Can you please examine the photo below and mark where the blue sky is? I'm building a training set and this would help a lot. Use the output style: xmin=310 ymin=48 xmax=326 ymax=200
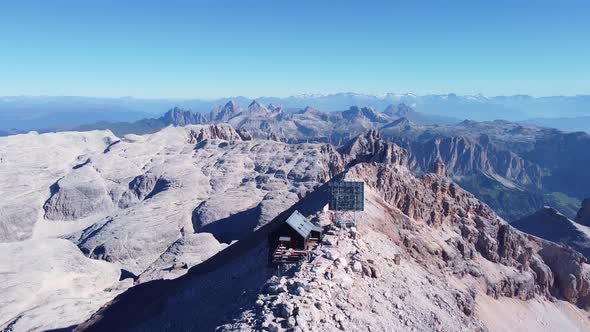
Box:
xmin=0 ymin=0 xmax=589 ymax=98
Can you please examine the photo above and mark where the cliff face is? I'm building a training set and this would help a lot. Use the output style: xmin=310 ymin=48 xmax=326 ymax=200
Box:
xmin=162 ymin=107 xmax=206 ymax=126
xmin=206 ymin=100 xmax=242 ymax=123
xmin=187 ymin=124 xmax=246 ymax=144
xmin=398 ymin=135 xmax=544 ymax=187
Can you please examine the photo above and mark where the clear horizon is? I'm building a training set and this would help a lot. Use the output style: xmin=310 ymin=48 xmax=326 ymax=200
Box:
xmin=2 ymin=91 xmax=590 ymax=101
xmin=1 ymin=0 xmax=589 ymax=98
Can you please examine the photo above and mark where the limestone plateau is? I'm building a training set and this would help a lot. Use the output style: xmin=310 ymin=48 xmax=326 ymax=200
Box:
xmin=0 ymin=120 xmax=589 ymax=331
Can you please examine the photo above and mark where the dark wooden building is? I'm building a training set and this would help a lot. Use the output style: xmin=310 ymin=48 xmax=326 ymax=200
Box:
xmin=269 ymin=210 xmax=323 ymax=263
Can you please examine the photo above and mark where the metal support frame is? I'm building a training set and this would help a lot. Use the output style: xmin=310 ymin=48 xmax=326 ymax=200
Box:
xmin=334 ymin=210 xmax=358 ymax=228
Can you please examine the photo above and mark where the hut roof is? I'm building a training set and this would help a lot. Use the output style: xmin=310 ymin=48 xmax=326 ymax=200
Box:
xmin=285 ymin=210 xmax=322 ymax=238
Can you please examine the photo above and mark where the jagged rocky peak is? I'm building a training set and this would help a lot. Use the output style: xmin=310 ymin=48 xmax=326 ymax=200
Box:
xmin=224 ymin=99 xmax=239 ymax=110
xmin=301 ymin=106 xmax=319 ymax=114
xmin=187 ymin=124 xmax=243 ymax=144
xmin=267 ymin=103 xmax=283 ymax=113
xmin=383 ymin=102 xmax=414 ymax=117
xmin=342 ymin=105 xmax=389 ymax=123
xmin=431 ymin=156 xmax=446 ymax=176
xmin=382 ymin=116 xmax=415 ymax=129
xmin=247 ymin=100 xmax=269 ymax=114
xmin=163 ymin=106 xmax=204 ymax=126
xmin=299 ymin=106 xmax=329 ymax=121
xmin=209 ymin=100 xmax=241 ymax=123
xmin=340 ymin=129 xmax=407 ymax=167
xmin=576 ymin=198 xmax=590 ymax=227
xmin=366 ymin=128 xmax=380 ymax=140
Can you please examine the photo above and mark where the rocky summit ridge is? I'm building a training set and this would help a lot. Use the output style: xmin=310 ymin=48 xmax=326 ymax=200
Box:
xmin=75 ymin=132 xmax=590 ymax=332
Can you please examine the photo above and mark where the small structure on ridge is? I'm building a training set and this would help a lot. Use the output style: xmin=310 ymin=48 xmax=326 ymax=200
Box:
xmin=269 ymin=210 xmax=323 ymax=264
xmin=329 ymin=181 xmax=364 ymax=211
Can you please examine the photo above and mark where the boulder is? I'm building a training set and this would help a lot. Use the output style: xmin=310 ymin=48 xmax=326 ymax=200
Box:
xmin=276 ymin=302 xmax=294 ymax=318
xmin=335 ymin=257 xmax=348 ymax=268
xmin=352 ymin=261 xmax=363 ymax=272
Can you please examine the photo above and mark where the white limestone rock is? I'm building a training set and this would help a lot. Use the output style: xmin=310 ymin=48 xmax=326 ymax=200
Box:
xmin=0 ymin=130 xmax=117 ymax=241
xmin=43 ymin=164 xmax=113 ymax=220
xmin=138 ymin=232 xmax=228 ymax=282
xmin=0 ymin=238 xmax=126 ymax=332
xmin=1 ymin=125 xmax=345 ymax=275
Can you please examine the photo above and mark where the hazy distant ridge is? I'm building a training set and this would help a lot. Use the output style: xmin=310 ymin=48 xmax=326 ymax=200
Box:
xmin=2 ymin=93 xmax=590 ymax=132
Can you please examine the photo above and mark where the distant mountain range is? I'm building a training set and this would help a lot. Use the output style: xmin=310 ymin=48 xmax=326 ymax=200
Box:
xmin=64 ymin=100 xmax=590 ymax=221
xmin=523 ymin=116 xmax=590 ymax=133
xmin=1 ymin=93 xmax=590 ymax=132
xmin=73 ymin=101 xmax=459 ymax=139
xmin=2 ymin=96 xmax=589 ymax=221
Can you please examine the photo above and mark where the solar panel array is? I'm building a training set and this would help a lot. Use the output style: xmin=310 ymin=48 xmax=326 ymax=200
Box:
xmin=329 ymin=181 xmax=364 ymax=211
